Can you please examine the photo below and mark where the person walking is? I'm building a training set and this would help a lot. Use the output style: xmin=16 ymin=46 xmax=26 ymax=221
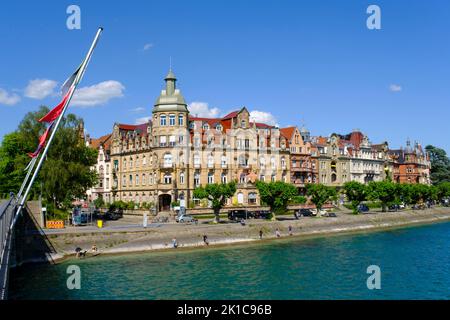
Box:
xmin=203 ymin=235 xmax=209 ymax=246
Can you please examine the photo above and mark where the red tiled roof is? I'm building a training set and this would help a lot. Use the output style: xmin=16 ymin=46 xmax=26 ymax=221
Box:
xmin=280 ymin=127 xmax=296 ymax=139
xmin=90 ymin=134 xmax=112 ymax=150
xmin=222 ymin=110 xmax=239 ymax=119
xmin=118 ymin=123 xmax=148 ymax=132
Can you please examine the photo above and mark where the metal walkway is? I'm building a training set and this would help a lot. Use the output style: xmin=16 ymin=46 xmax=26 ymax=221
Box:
xmin=0 ymin=196 xmax=17 ymax=300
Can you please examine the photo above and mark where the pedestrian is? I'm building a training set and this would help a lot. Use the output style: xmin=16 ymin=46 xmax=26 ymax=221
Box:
xmin=203 ymin=235 xmax=209 ymax=246
xmin=143 ymin=212 xmax=148 ymax=228
xmin=275 ymin=228 xmax=281 ymax=238
xmin=288 ymin=225 xmax=293 ymax=236
xmin=240 ymin=218 xmax=246 ymax=226
xmin=259 ymin=229 xmax=263 ymax=240
xmin=172 ymin=237 xmax=178 ymax=249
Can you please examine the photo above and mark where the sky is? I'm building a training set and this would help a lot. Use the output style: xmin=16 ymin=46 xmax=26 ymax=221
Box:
xmin=0 ymin=0 xmax=449 ymax=152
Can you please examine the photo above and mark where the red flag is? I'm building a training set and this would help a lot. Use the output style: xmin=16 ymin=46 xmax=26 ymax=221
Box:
xmin=28 ymin=124 xmax=53 ymax=158
xmin=38 ymin=91 xmax=70 ymax=123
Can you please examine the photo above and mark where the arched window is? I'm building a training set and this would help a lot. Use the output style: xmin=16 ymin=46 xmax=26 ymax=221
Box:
xmin=221 ymin=155 xmax=227 ymax=168
xmin=208 ymin=172 xmax=214 ymax=184
xmin=136 ymin=174 xmax=140 ymax=185
xmin=129 ymin=156 xmax=133 ymax=168
xmin=180 ymin=172 xmax=185 ymax=184
xmin=241 ymin=120 xmax=246 ymax=128
xmin=240 ymin=173 xmax=246 ymax=183
xmin=122 ymin=175 xmax=126 ymax=186
xmin=281 ymin=157 xmax=286 ymax=169
xmin=164 ymin=153 xmax=172 ymax=168
xmin=123 ymin=159 xmax=127 ymax=169
xmin=221 ymin=173 xmax=227 ymax=184
xmin=142 ymin=174 xmax=146 ymax=185
xmin=237 ymin=192 xmax=244 ymax=204
xmin=260 ymin=157 xmax=266 ymax=168
xmin=271 ymin=156 xmax=276 ymax=169
xmin=331 ymin=173 xmax=337 ymax=183
xmin=194 ymin=172 xmax=200 ymax=186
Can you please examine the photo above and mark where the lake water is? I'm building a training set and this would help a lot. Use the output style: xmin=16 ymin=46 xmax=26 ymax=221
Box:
xmin=9 ymin=222 xmax=450 ymax=299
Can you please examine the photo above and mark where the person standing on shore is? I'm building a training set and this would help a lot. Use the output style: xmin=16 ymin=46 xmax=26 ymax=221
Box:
xmin=288 ymin=225 xmax=293 ymax=236
xmin=275 ymin=228 xmax=281 ymax=238
xmin=172 ymin=237 xmax=178 ymax=248
xmin=143 ymin=212 xmax=148 ymax=229
xmin=259 ymin=229 xmax=263 ymax=240
xmin=203 ymin=235 xmax=209 ymax=246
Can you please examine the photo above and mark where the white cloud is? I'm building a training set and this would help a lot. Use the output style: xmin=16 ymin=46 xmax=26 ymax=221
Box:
xmin=188 ymin=102 xmax=221 ymax=118
xmin=24 ymin=79 xmax=58 ymax=99
xmin=389 ymin=84 xmax=402 ymax=92
xmin=143 ymin=43 xmax=153 ymax=51
xmin=249 ymin=110 xmax=278 ymax=126
xmin=130 ymin=107 xmax=146 ymax=113
xmin=71 ymin=81 xmax=125 ymax=107
xmin=135 ymin=116 xmax=152 ymax=124
xmin=0 ymin=88 xmax=21 ymax=106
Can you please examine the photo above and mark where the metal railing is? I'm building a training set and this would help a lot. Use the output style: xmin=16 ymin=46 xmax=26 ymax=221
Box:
xmin=0 ymin=195 xmax=17 ymax=300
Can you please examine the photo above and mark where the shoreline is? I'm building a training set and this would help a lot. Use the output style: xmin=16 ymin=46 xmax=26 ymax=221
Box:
xmin=30 ymin=207 xmax=450 ymax=265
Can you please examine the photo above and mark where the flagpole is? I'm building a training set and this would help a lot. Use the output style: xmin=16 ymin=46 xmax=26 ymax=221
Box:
xmin=11 ymin=27 xmax=103 ymax=229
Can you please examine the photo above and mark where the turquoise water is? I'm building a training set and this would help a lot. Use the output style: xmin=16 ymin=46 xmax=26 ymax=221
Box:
xmin=9 ymin=222 xmax=450 ymax=300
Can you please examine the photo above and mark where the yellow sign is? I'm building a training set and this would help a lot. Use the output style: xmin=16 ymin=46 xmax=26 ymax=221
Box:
xmin=46 ymin=220 xmax=64 ymax=229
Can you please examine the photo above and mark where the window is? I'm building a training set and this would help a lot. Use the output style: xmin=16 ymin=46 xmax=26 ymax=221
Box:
xmin=194 ymin=172 xmax=200 ymax=187
xmin=221 ymin=155 xmax=227 ymax=168
xmin=260 ymin=157 xmax=266 ymax=168
xmin=129 ymin=157 xmax=133 ymax=169
xmin=240 ymin=173 xmax=246 ymax=183
xmin=282 ymin=174 xmax=286 ymax=182
xmin=271 ymin=156 xmax=276 ymax=169
xmin=169 ymin=135 xmax=176 ymax=147
xmin=203 ymin=123 xmax=209 ymax=130
xmin=142 ymin=155 xmax=146 ymax=165
xmin=178 ymin=135 xmax=184 ymax=145
xmin=241 ymin=120 xmax=246 ymax=128
xmin=164 ymin=154 xmax=172 ymax=168
xmin=164 ymin=174 xmax=172 ymax=184
xmin=180 ymin=172 xmax=185 ymax=184
xmin=237 ymin=192 xmax=244 ymax=204
xmin=259 ymin=174 xmax=265 ymax=182
xmin=142 ymin=174 xmax=146 ymax=185
xmin=123 ymin=159 xmax=127 ymax=169
xmin=194 ymin=136 xmax=201 ymax=148
xmin=160 ymin=114 xmax=167 ymax=126
xmin=129 ymin=174 xmax=133 ymax=185
xmin=248 ymin=192 xmax=257 ymax=204
xmin=194 ymin=154 xmax=201 ymax=167
xmin=178 ymin=114 xmax=184 ymax=126
xmin=136 ymin=156 xmax=140 ymax=167
xmin=271 ymin=174 xmax=276 ymax=182
xmin=238 ymin=155 xmax=248 ymax=167
xmin=160 ymin=136 xmax=167 ymax=147
xmin=207 ymin=154 xmax=214 ymax=168
xmin=281 ymin=157 xmax=286 ymax=169
xmin=208 ymin=172 xmax=214 ymax=184
xmin=169 ymin=114 xmax=175 ymax=126
xmin=216 ymin=124 xmax=223 ymax=132
xmin=106 ymin=178 xmax=109 ymax=189
xmin=136 ymin=174 xmax=140 ymax=185
xmin=122 ymin=175 xmax=126 ymax=186
xmin=221 ymin=173 xmax=227 ymax=183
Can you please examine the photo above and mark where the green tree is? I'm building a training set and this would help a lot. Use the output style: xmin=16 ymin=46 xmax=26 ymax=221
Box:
xmin=256 ymin=181 xmax=298 ymax=216
xmin=437 ymin=182 xmax=450 ymax=200
xmin=193 ymin=182 xmax=237 ymax=223
xmin=0 ymin=106 xmax=98 ymax=208
xmin=305 ymin=183 xmax=337 ymax=213
xmin=343 ymin=181 xmax=368 ymax=214
xmin=93 ymin=195 xmax=105 ymax=209
xmin=425 ymin=145 xmax=450 ymax=184
xmin=368 ymin=181 xmax=398 ymax=212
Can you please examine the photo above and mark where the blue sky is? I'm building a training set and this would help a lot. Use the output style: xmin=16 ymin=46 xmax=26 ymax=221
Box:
xmin=0 ymin=0 xmax=449 ymax=152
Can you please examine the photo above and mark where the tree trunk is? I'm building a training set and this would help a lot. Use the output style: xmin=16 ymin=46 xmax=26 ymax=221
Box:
xmin=213 ymin=207 xmax=220 ymax=223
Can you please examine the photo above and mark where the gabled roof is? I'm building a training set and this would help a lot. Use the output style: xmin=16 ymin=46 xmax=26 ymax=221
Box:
xmin=90 ymin=134 xmax=112 ymax=150
xmin=118 ymin=123 xmax=149 ymax=132
xmin=280 ymin=127 xmax=296 ymax=140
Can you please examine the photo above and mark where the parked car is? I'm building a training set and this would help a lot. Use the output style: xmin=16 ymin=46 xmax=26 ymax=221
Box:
xmin=357 ymin=204 xmax=370 ymax=213
xmin=228 ymin=210 xmax=253 ymax=221
xmin=253 ymin=210 xmax=271 ymax=219
xmin=295 ymin=208 xmax=314 ymax=217
xmin=442 ymin=198 xmax=449 ymax=207
xmin=321 ymin=211 xmax=337 ymax=217
xmin=176 ymin=214 xmax=198 ymax=224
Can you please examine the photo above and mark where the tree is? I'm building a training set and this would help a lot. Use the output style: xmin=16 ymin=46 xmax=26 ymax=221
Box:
xmin=193 ymin=182 xmax=237 ymax=223
xmin=343 ymin=181 xmax=368 ymax=214
xmin=256 ymin=181 xmax=298 ymax=216
xmin=93 ymin=195 xmax=105 ymax=209
xmin=305 ymin=183 xmax=337 ymax=213
xmin=437 ymin=182 xmax=450 ymax=200
xmin=425 ymin=145 xmax=450 ymax=184
xmin=0 ymin=106 xmax=98 ymax=208
xmin=368 ymin=181 xmax=397 ymax=212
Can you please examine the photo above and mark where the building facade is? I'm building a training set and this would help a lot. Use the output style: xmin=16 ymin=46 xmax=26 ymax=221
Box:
xmin=86 ymin=134 xmax=113 ymax=203
xmin=389 ymin=140 xmax=431 ymax=184
xmin=107 ymin=70 xmax=290 ymax=211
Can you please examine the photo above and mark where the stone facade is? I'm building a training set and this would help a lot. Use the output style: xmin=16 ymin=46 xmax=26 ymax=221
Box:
xmin=86 ymin=134 xmax=112 ymax=203
xmin=389 ymin=140 xmax=431 ymax=184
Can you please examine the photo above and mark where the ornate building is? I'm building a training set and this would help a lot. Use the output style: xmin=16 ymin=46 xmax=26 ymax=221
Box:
xmin=280 ymin=126 xmax=318 ymax=192
xmin=389 ymin=140 xmax=431 ymax=184
xmin=107 ymin=70 xmax=290 ymax=211
xmin=86 ymin=133 xmax=112 ymax=203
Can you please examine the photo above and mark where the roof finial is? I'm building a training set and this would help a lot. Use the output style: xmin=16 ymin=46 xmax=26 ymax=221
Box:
xmin=169 ymin=56 xmax=172 ymax=71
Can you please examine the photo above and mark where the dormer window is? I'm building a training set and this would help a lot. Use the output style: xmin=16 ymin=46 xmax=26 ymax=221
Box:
xmin=241 ymin=120 xmax=246 ymax=128
xmin=190 ymin=122 xmax=196 ymax=130
xmin=203 ymin=123 xmax=209 ymax=130
xmin=216 ymin=124 xmax=223 ymax=132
